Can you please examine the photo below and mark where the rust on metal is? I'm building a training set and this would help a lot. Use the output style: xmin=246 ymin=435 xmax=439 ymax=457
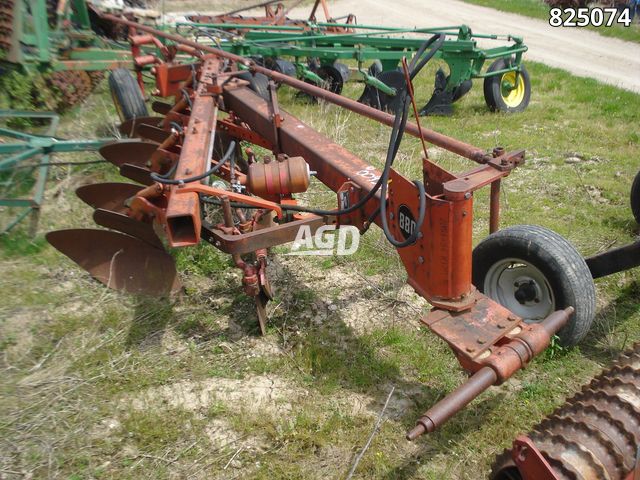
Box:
xmin=491 ymin=341 xmax=640 ymax=480
xmin=408 ymin=308 xmax=573 ymax=440
xmin=76 ymin=182 xmax=143 ymax=213
xmin=46 ymin=229 xmax=180 ymax=296
xmin=246 ymin=156 xmax=310 ymax=196
xmin=92 ymin=209 xmax=164 ymax=249
xmin=119 ymin=163 xmax=154 ymax=185
xmin=99 ymin=139 xmax=159 ymax=167
xmin=201 ymin=215 xmax=326 ymax=255
xmin=512 ymin=436 xmax=562 ymax=480
xmin=118 ymin=117 xmax=163 ymax=137
xmin=422 ymin=292 xmax=523 ymax=361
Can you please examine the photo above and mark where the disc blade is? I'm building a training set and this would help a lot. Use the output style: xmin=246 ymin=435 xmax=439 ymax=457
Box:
xmin=93 ymin=209 xmax=164 ymax=249
xmin=76 ymin=182 xmax=143 ymax=214
xmin=136 ymin=124 xmax=171 ymax=144
xmin=118 ymin=116 xmax=163 ymax=137
xmin=46 ymin=229 xmax=180 ymax=296
xmin=99 ymin=140 xmax=158 ymax=168
xmin=119 ymin=164 xmax=154 ymax=186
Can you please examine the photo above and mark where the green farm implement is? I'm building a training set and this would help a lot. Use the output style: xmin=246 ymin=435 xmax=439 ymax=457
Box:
xmin=0 ymin=110 xmax=110 ymax=233
xmin=0 ymin=0 xmax=155 ymax=111
xmin=179 ymin=17 xmax=531 ymax=115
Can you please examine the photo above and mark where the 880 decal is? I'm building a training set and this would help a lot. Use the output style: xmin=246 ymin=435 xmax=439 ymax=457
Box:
xmin=549 ymin=7 xmax=632 ymax=27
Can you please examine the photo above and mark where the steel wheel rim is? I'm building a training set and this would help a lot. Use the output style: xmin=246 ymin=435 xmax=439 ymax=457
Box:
xmin=484 ymin=258 xmax=555 ymax=322
xmin=500 ymin=71 xmax=525 ymax=108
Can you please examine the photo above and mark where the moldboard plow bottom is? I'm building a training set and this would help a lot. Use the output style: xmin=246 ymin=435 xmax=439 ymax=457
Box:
xmin=45 ymin=12 xmax=639 ymax=444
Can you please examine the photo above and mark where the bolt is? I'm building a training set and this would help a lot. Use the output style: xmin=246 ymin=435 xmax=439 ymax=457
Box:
xmin=497 ymin=324 xmax=506 ymax=329
xmin=493 ymin=147 xmax=505 ymax=157
xmin=215 ymin=241 xmax=221 ymax=247
xmin=418 ymin=256 xmax=424 ymax=264
xmin=462 ymin=211 xmax=467 ymax=217
xmin=389 ymin=212 xmax=394 ymax=220
xmin=508 ymin=315 xmax=517 ymax=322
xmin=466 ymin=346 xmax=476 ymax=353
xmin=464 ymin=192 xmax=471 ymax=199
xmin=477 ymin=350 xmax=491 ymax=360
xmin=477 ymin=338 xmax=486 ymax=345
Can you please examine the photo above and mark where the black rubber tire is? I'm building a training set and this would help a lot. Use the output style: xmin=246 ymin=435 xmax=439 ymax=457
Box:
xmin=108 ymin=68 xmax=148 ymax=122
xmin=368 ymin=60 xmax=383 ymax=77
xmin=274 ymin=59 xmax=296 ymax=77
xmin=631 ymin=170 xmax=640 ymax=224
xmin=237 ymin=71 xmax=270 ymax=101
xmin=483 ymin=59 xmax=531 ymax=113
xmin=316 ymin=65 xmax=344 ymax=94
xmin=472 ymin=225 xmax=596 ymax=347
xmin=333 ymin=62 xmax=350 ymax=84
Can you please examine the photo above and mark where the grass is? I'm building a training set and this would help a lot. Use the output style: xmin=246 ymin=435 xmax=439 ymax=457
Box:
xmin=463 ymin=0 xmax=640 ymax=43
xmin=1 ymin=58 xmax=639 ymax=479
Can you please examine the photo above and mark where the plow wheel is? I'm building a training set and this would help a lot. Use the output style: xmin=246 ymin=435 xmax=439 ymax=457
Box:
xmin=490 ymin=342 xmax=640 ymax=480
xmin=484 ymin=59 xmax=531 ymax=113
xmin=263 ymin=57 xmax=296 ymax=79
xmin=472 ymin=225 xmax=596 ymax=347
xmin=631 ymin=170 xmax=640 ymax=224
xmin=315 ymin=64 xmax=345 ymax=95
xmin=357 ymin=70 xmax=406 ymax=113
xmin=109 ymin=68 xmax=148 ymax=122
xmin=0 ymin=0 xmax=14 ymax=53
xmin=296 ymin=63 xmax=348 ymax=102
xmin=46 ymin=70 xmax=93 ymax=111
xmin=237 ymin=71 xmax=271 ymax=101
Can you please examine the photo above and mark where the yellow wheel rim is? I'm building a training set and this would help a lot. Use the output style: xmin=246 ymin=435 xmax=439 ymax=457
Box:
xmin=500 ymin=71 xmax=525 ymax=108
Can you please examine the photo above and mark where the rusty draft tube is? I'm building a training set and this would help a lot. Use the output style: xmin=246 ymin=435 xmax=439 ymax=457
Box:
xmin=406 ymin=307 xmax=575 ymax=441
xmin=99 ymin=13 xmax=491 ymax=164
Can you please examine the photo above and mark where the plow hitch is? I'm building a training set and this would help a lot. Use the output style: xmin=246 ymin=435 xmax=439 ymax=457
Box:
xmin=407 ymin=307 xmax=574 ymax=440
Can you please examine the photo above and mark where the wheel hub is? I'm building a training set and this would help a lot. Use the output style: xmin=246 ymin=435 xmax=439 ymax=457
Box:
xmin=500 ymin=71 xmax=525 ymax=108
xmin=514 ymin=278 xmax=541 ymax=305
xmin=484 ymin=259 xmax=555 ymax=322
